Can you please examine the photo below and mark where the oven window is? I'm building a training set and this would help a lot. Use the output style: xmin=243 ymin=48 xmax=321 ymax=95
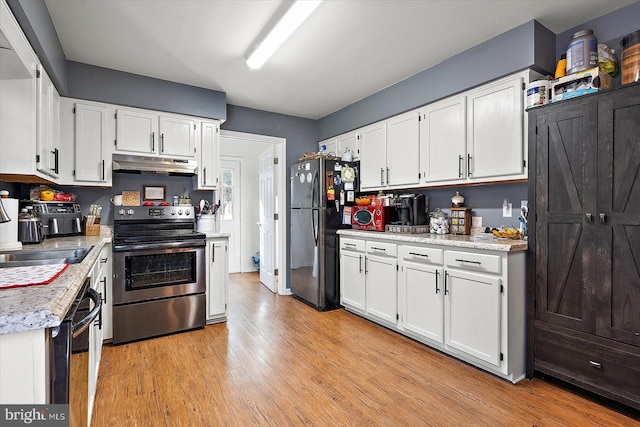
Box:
xmin=125 ymin=251 xmax=196 ymax=290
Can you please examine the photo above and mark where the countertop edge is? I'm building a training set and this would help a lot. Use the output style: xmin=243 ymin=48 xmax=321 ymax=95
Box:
xmin=336 ymin=229 xmax=527 ymax=252
xmin=0 ymin=235 xmax=112 ymax=335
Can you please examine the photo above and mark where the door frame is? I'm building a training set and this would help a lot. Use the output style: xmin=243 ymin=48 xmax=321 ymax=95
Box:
xmin=219 ymin=156 xmax=242 ymax=273
xmin=220 ymin=130 xmax=288 ymax=295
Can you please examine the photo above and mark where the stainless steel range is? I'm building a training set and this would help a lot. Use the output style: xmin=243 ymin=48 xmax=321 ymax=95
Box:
xmin=112 ymin=206 xmax=206 ymax=344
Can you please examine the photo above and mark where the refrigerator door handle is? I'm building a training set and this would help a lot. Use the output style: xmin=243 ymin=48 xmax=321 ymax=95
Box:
xmin=311 ymin=209 xmax=319 ymax=245
xmin=312 ymin=170 xmax=319 ymax=207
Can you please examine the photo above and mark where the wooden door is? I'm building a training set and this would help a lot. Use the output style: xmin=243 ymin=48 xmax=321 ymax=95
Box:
xmin=596 ymin=90 xmax=640 ymax=347
xmin=534 ymin=102 xmax=598 ymax=333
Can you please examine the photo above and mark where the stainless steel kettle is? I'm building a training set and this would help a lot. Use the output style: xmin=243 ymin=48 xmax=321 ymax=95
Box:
xmin=18 ymin=209 xmax=44 ymax=244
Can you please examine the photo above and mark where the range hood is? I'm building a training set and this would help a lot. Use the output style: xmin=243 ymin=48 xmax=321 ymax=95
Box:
xmin=112 ymin=154 xmax=198 ymax=176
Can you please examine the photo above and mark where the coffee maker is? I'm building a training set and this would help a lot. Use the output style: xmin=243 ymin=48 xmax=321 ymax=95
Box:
xmin=395 ymin=194 xmax=428 ymax=226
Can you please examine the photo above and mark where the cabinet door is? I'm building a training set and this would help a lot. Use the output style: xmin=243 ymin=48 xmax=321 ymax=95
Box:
xmin=400 ymin=261 xmax=444 ymax=343
xmin=359 ymin=122 xmax=387 ymax=190
xmin=337 ymin=131 xmax=359 ymax=160
xmin=75 ymin=103 xmax=109 ymax=182
xmin=36 ymin=65 xmax=52 ymax=176
xmin=340 ymin=250 xmax=366 ymax=311
xmin=319 ymin=138 xmax=337 ymax=157
xmin=386 ymin=111 xmax=420 ymax=187
xmin=50 ymin=88 xmax=60 ymax=178
xmin=159 ymin=115 xmax=195 ymax=158
xmin=596 ymin=92 xmax=640 ymax=347
xmin=207 ymin=240 xmax=228 ymax=320
xmin=467 ymin=75 xmax=524 ymax=179
xmin=198 ymin=121 xmax=219 ymax=189
xmin=98 ymin=245 xmax=112 ymax=341
xmin=420 ymin=96 xmax=466 ymax=183
xmin=115 ymin=108 xmax=157 ymax=154
xmin=366 ymin=254 xmax=398 ymax=324
xmin=445 ymin=269 xmax=501 ymax=366
xmin=534 ymin=103 xmax=598 ymax=333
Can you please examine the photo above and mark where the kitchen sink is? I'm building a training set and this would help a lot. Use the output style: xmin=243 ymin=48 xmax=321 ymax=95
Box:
xmin=0 ymin=246 xmax=93 ymax=268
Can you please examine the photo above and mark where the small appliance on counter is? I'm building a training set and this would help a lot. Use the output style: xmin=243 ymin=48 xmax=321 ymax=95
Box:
xmin=0 ymin=197 xmax=22 ymax=250
xmin=21 ymin=201 xmax=83 ymax=237
xmin=352 ymin=205 xmax=395 ymax=231
xmin=391 ymin=194 xmax=428 ymax=227
xmin=17 ymin=208 xmax=44 ymax=244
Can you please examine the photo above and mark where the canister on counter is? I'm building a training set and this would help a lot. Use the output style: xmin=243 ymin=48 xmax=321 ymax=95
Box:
xmin=526 ymin=80 xmax=549 ymax=108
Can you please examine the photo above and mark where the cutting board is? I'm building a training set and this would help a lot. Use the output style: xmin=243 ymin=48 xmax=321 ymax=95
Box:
xmin=0 ymin=263 xmax=69 ymax=289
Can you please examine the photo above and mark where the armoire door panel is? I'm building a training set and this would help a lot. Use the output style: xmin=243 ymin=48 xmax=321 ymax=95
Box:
xmin=596 ymin=94 xmax=640 ymax=347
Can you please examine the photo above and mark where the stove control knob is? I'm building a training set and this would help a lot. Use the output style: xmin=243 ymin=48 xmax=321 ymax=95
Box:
xmin=171 ymin=209 xmax=176 ymax=215
xmin=118 ymin=209 xmax=125 ymax=216
xmin=185 ymin=208 xmax=191 ymax=216
xmin=127 ymin=209 xmax=134 ymax=216
xmin=178 ymin=209 xmax=183 ymax=215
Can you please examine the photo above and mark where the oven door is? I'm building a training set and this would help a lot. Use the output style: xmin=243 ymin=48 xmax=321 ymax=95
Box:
xmin=112 ymin=241 xmax=205 ymax=305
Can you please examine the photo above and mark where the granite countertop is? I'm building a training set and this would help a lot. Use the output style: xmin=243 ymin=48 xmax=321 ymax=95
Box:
xmin=337 ymin=229 xmax=527 ymax=252
xmin=0 ymin=233 xmax=112 ymax=335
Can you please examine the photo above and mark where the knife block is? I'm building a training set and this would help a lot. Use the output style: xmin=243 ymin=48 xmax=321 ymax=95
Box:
xmin=84 ymin=216 xmax=101 ymax=236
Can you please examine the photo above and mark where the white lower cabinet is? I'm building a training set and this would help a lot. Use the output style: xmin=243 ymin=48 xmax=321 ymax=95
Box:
xmin=339 ymin=233 xmax=526 ymax=383
xmin=339 ymin=242 xmax=366 ymax=311
xmin=97 ymin=244 xmax=113 ymax=341
xmin=206 ymin=237 xmax=229 ymax=323
xmin=398 ymin=245 xmax=444 ymax=344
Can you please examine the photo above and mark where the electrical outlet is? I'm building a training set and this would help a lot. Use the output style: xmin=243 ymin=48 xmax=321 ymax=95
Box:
xmin=503 ymin=202 xmax=513 ymax=217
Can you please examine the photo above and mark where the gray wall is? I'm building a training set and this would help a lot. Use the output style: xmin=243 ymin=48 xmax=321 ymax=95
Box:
xmin=316 ymin=20 xmax=556 ymax=141
xmin=6 ymin=0 xmax=67 ymax=93
xmin=67 ymin=61 xmax=226 ymax=121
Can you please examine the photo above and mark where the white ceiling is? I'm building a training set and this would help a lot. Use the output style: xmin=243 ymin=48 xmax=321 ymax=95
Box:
xmin=44 ymin=0 xmax=634 ymax=120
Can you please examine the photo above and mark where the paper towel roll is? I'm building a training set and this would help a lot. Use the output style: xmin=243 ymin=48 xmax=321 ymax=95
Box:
xmin=0 ymin=198 xmax=22 ymax=250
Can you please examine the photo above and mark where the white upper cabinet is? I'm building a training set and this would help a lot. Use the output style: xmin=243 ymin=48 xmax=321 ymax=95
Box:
xmin=158 ymin=115 xmax=195 ymax=157
xmin=420 ymin=95 xmax=467 ymax=183
xmin=194 ymin=120 xmax=219 ymax=190
xmin=115 ymin=108 xmax=195 ymax=158
xmin=73 ymin=101 xmax=112 ymax=184
xmin=115 ymin=108 xmax=158 ymax=155
xmin=318 ymin=137 xmax=338 ymax=157
xmin=359 ymin=122 xmax=387 ymax=190
xmin=36 ymin=65 xmax=60 ymax=179
xmin=466 ymin=73 xmax=526 ymax=180
xmin=337 ymin=131 xmax=360 ymax=160
xmin=386 ymin=110 xmax=420 ymax=188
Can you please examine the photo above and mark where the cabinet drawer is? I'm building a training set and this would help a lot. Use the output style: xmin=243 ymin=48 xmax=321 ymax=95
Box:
xmin=444 ymin=250 xmax=501 ymax=274
xmin=366 ymin=240 xmax=397 ymax=257
xmin=399 ymin=245 xmax=443 ymax=265
xmin=340 ymin=237 xmax=365 ymax=252
xmin=535 ymin=327 xmax=640 ymax=406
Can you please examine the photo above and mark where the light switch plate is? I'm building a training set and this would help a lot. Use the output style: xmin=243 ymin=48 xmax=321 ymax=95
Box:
xmin=503 ymin=202 xmax=513 ymax=217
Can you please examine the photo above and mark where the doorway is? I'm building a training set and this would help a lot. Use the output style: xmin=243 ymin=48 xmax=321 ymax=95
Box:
xmin=219 ymin=130 xmax=287 ymax=294
xmin=219 ymin=158 xmax=242 ymax=273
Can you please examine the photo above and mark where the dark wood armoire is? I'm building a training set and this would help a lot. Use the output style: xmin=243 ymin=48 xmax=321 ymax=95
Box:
xmin=527 ymin=83 xmax=640 ymax=410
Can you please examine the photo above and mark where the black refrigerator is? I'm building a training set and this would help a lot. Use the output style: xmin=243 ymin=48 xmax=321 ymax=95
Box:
xmin=290 ymin=158 xmax=359 ymax=310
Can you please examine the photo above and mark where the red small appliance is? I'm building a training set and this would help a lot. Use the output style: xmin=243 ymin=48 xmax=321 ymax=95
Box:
xmin=351 ymin=206 xmax=395 ymax=231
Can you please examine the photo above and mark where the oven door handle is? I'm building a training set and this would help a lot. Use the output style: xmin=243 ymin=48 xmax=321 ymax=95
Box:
xmin=113 ymin=239 xmax=206 ymax=252
xmin=72 ymin=287 xmax=101 ymax=338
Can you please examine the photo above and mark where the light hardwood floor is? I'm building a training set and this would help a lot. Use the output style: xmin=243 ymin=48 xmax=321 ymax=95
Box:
xmin=92 ymin=272 xmax=639 ymax=426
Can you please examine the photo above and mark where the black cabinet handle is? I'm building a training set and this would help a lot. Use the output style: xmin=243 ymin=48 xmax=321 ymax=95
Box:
xmin=455 ymin=258 xmax=481 ymax=265
xmin=371 ymin=246 xmax=386 ymax=252
xmin=51 ymin=149 xmax=59 ymax=174
xmin=435 ymin=270 xmax=440 ymax=294
xmin=161 ymin=133 xmax=165 ymax=153
xmin=467 ymin=154 xmax=472 ymax=177
xmin=101 ymin=277 xmax=107 ymax=303
xmin=409 ymin=252 xmax=428 ymax=258
xmin=458 ymin=155 xmax=463 ymax=177
xmin=101 ymin=159 xmax=105 ymax=181
xmin=364 ymin=256 xmax=368 ymax=274
xmin=386 ymin=167 xmax=390 ymax=185
xmin=151 ymin=132 xmax=155 ymax=151
xmin=444 ymin=271 xmax=449 ymax=295
xmin=359 ymin=255 xmax=362 ymax=273
xmin=212 ymin=245 xmax=216 ymax=263
xmin=203 ymin=167 xmax=207 ymax=185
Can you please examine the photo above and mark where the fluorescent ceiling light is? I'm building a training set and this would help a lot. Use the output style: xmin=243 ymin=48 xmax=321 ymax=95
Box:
xmin=246 ymin=0 xmax=323 ymax=70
